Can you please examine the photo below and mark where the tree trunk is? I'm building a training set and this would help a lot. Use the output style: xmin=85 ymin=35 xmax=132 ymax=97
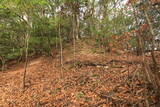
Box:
xmin=144 ymin=6 xmax=160 ymax=93
xmin=58 ymin=13 xmax=63 ymax=77
xmin=72 ymin=14 xmax=76 ymax=70
xmin=22 ymin=33 xmax=29 ymax=90
xmin=144 ymin=10 xmax=157 ymax=68
xmin=132 ymin=5 xmax=153 ymax=84
xmin=47 ymin=35 xmax=52 ymax=56
xmin=0 ymin=56 xmax=5 ymax=72
xmin=132 ymin=5 xmax=143 ymax=56
xmin=76 ymin=14 xmax=80 ymax=40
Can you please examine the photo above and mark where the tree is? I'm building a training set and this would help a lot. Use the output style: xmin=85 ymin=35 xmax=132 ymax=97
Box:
xmin=127 ymin=0 xmax=160 ymax=98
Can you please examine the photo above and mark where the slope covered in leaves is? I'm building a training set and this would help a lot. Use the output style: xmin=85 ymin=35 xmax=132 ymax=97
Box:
xmin=0 ymin=40 xmax=159 ymax=107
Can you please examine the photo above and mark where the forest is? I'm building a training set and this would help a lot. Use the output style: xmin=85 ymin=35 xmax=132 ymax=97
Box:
xmin=0 ymin=0 xmax=160 ymax=106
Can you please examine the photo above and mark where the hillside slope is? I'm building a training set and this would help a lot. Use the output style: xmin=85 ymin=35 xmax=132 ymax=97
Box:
xmin=0 ymin=41 xmax=159 ymax=107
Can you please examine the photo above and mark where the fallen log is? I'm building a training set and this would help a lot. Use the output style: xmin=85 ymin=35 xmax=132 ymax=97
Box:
xmin=65 ymin=59 xmax=142 ymax=68
xmin=106 ymin=59 xmax=142 ymax=65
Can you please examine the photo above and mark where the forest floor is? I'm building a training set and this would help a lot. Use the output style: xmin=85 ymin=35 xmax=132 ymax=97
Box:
xmin=0 ymin=40 xmax=160 ymax=107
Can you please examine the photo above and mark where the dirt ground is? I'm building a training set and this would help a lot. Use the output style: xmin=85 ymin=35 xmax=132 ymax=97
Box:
xmin=0 ymin=41 xmax=160 ymax=107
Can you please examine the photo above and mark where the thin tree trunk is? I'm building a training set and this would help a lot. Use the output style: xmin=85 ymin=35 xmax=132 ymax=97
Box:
xmin=76 ymin=14 xmax=80 ymax=40
xmin=131 ymin=6 xmax=143 ymax=55
xmin=47 ymin=35 xmax=52 ymax=56
xmin=133 ymin=5 xmax=159 ymax=93
xmin=144 ymin=10 xmax=157 ymax=68
xmin=144 ymin=7 xmax=160 ymax=93
xmin=0 ymin=56 xmax=5 ymax=72
xmin=2 ymin=61 xmax=5 ymax=72
xmin=22 ymin=33 xmax=29 ymax=90
xmin=72 ymin=14 xmax=76 ymax=70
xmin=91 ymin=0 xmax=94 ymax=37
xmin=58 ymin=14 xmax=63 ymax=77
xmin=132 ymin=5 xmax=153 ymax=84
xmin=56 ymin=27 xmax=58 ymax=48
